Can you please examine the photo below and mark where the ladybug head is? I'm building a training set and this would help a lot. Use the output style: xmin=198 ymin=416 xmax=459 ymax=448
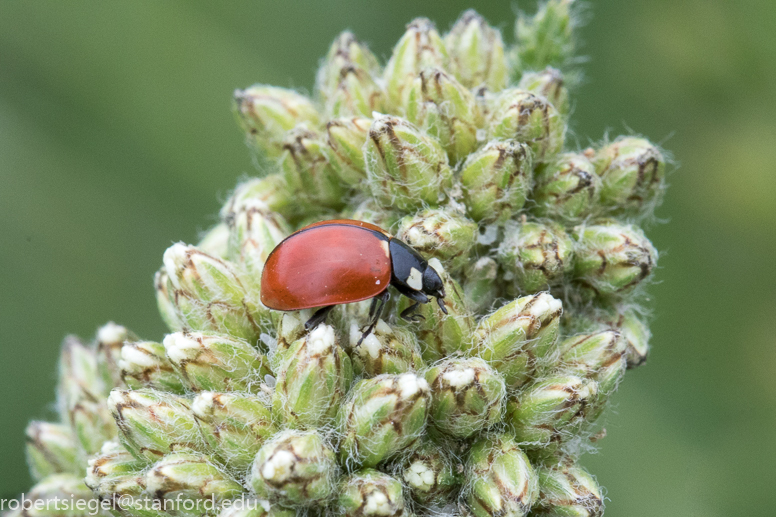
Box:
xmin=422 ymin=265 xmax=447 ymax=314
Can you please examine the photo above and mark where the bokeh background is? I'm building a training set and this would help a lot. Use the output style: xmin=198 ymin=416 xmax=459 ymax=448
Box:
xmin=1 ymin=0 xmax=774 ymax=514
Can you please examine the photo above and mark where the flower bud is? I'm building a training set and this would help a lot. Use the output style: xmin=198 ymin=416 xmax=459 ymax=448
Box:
xmin=336 ymin=469 xmax=408 ymax=517
xmin=349 ymin=319 xmax=425 ymax=377
xmin=225 ymin=198 xmax=290 ymax=279
xmin=249 ymin=430 xmax=339 ymax=506
xmin=488 ymin=89 xmax=565 ymax=161
xmin=505 ymin=374 xmax=598 ymax=455
xmin=317 ymin=32 xmax=381 ymax=98
xmin=364 ymin=115 xmax=453 ymax=212
xmin=163 ymin=331 xmax=271 ymax=394
xmin=163 ymin=243 xmax=267 ymax=341
xmin=397 ymin=259 xmax=475 ymax=363
xmin=95 ymin=322 xmax=136 ymax=391
xmin=533 ymin=153 xmax=601 ymax=222
xmin=384 ymin=18 xmax=450 ymax=110
xmin=109 ymin=389 xmax=204 ymax=462
xmin=396 ymin=209 xmax=477 ymax=274
xmin=348 ymin=198 xmax=400 ymax=233
xmin=57 ymin=336 xmax=116 ymax=456
xmin=272 ymin=324 xmax=353 ymax=429
xmin=398 ymin=440 xmax=460 ymax=507
xmin=321 ymin=58 xmax=386 ymax=119
xmin=560 ymin=330 xmax=627 ymax=398
xmin=220 ymin=175 xmax=295 ymax=223
xmin=405 ymin=68 xmax=480 ymax=163
xmin=593 ymin=136 xmax=666 ymax=215
xmin=119 ymin=340 xmax=186 ymax=394
xmin=425 ymin=357 xmax=506 ymax=438
xmin=464 ymin=434 xmax=538 ymax=517
xmin=198 ymin=222 xmax=231 ymax=259
xmin=279 ymin=125 xmax=348 ymax=210
xmin=445 ymin=10 xmax=507 ymax=91
xmin=512 ymin=0 xmax=576 ymax=78
xmin=533 ymin=463 xmax=605 ymax=517
xmin=146 ymin=451 xmax=243 ymax=502
xmin=25 ymin=422 xmax=81 ymax=481
xmin=24 ymin=474 xmax=97 ymax=517
xmin=326 ymin=117 xmax=372 ymax=185
xmin=576 ymin=307 xmax=649 ymax=369
xmin=192 ymin=392 xmax=277 ymax=470
xmin=84 ymin=441 xmax=148 ymax=506
xmin=234 ymin=86 xmax=320 ymax=158
xmin=463 ymin=257 xmax=499 ymax=314
xmin=154 ymin=267 xmax=183 ymax=332
xmin=573 ymin=221 xmax=657 ymax=296
xmin=517 ymin=67 xmax=569 ymax=116
xmin=460 ymin=140 xmax=533 ymax=224
xmin=498 ymin=221 xmax=574 ymax=294
xmin=271 ymin=311 xmax=309 ymax=369
xmin=472 ymin=293 xmax=562 ymax=389
xmin=338 ymin=373 xmax=431 ymax=468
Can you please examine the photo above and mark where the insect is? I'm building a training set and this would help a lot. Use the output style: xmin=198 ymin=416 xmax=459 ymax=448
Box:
xmin=260 ymin=219 xmax=447 ymax=342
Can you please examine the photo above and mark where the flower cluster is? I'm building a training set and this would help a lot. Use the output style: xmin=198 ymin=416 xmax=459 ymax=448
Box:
xmin=11 ymin=2 xmax=668 ymax=517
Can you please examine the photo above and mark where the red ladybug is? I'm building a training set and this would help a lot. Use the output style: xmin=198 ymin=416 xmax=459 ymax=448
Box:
xmin=260 ymin=219 xmax=447 ymax=340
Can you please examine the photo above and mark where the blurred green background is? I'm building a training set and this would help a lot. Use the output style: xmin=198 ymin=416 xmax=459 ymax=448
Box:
xmin=1 ymin=0 xmax=774 ymax=514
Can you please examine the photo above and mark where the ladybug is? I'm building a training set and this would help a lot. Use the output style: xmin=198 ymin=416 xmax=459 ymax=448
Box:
xmin=260 ymin=219 xmax=447 ymax=341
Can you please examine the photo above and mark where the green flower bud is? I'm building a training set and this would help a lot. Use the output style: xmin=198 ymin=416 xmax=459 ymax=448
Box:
xmin=460 ymin=140 xmax=533 ymax=224
xmin=445 ymin=10 xmax=507 ymax=91
xmin=95 ymin=322 xmax=136 ymax=391
xmin=349 ymin=319 xmax=425 ymax=377
xmin=498 ymin=221 xmax=574 ymax=294
xmin=338 ymin=373 xmax=431 ymax=468
xmin=163 ymin=243 xmax=267 ymax=341
xmin=364 ymin=115 xmax=453 ymax=213
xmin=225 ymin=198 xmax=290 ymax=280
xmin=405 ymin=68 xmax=480 ymax=164
xmin=396 ymin=209 xmax=477 ymax=274
xmin=464 ymin=434 xmax=538 ymax=517
xmin=192 ymin=392 xmax=277 ymax=470
xmin=163 ymin=331 xmax=271 ymax=394
xmin=146 ymin=451 xmax=243 ymax=502
xmin=505 ymin=374 xmax=598 ymax=455
xmin=463 ymin=257 xmax=499 ymax=314
xmin=272 ymin=324 xmax=353 ymax=429
xmin=234 ymin=86 xmax=320 ymax=158
xmin=85 ymin=441 xmax=148 ymax=508
xmin=336 ymin=469 xmax=408 ymax=517
xmin=119 ymin=340 xmax=187 ymax=394
xmin=271 ymin=311 xmax=309 ymax=370
xmin=512 ymin=0 xmax=576 ymax=78
xmin=109 ymin=389 xmax=204 ymax=462
xmin=592 ymin=136 xmax=666 ymax=215
xmin=57 ymin=336 xmax=116 ymax=456
xmin=321 ymin=59 xmax=386 ymax=119
xmin=517 ymin=67 xmax=569 ymax=116
xmin=473 ymin=293 xmax=562 ymax=389
xmin=25 ymin=422 xmax=81 ymax=481
xmin=533 ymin=153 xmax=601 ymax=222
xmin=560 ymin=331 xmax=627 ymax=397
xmin=249 ymin=429 xmax=339 ymax=506
xmin=154 ymin=267 xmax=183 ymax=333
xmin=221 ymin=175 xmax=295 ymax=223
xmin=384 ymin=18 xmax=450 ymax=110
xmin=579 ymin=307 xmax=650 ymax=369
xmin=279 ymin=125 xmax=348 ymax=210
xmin=348 ymin=198 xmax=400 ymax=233
xmin=488 ymin=89 xmax=565 ymax=161
xmin=326 ymin=117 xmax=372 ymax=185
xmin=217 ymin=500 xmax=295 ymax=517
xmin=317 ymin=31 xmax=381 ymax=98
xmin=198 ymin=223 xmax=231 ymax=259
xmin=398 ymin=440 xmax=460 ymax=507
xmin=24 ymin=474 xmax=97 ymax=517
xmin=425 ymin=357 xmax=506 ymax=438
xmin=572 ymin=221 xmax=657 ymax=296
xmin=533 ymin=463 xmax=605 ymax=517
xmin=397 ymin=259 xmax=475 ymax=363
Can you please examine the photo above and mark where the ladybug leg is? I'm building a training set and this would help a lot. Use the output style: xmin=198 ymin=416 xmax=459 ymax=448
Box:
xmin=358 ymin=291 xmax=390 ymax=346
xmin=304 ymin=305 xmax=335 ymax=331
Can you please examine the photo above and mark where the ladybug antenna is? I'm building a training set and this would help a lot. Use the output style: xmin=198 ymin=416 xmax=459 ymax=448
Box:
xmin=437 ymin=296 xmax=447 ymax=314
